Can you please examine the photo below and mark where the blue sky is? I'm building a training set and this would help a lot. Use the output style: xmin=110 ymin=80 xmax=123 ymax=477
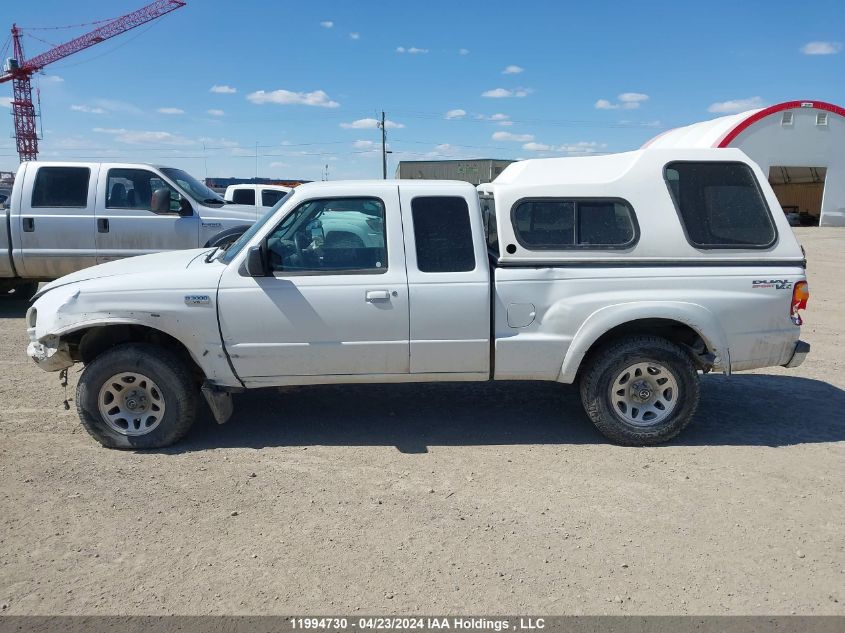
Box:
xmin=1 ymin=0 xmax=843 ymax=180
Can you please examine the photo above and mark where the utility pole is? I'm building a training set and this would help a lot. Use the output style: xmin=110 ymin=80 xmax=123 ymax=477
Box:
xmin=380 ymin=110 xmax=387 ymax=179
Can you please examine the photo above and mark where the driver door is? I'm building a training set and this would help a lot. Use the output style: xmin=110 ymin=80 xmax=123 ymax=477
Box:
xmin=94 ymin=167 xmax=198 ymax=264
xmin=217 ymin=184 xmax=410 ymax=384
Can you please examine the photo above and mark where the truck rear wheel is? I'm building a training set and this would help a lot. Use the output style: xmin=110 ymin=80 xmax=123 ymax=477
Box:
xmin=76 ymin=343 xmax=198 ymax=449
xmin=579 ymin=336 xmax=699 ymax=445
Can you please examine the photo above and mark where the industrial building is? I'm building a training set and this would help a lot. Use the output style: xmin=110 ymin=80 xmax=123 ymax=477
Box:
xmin=645 ymin=100 xmax=845 ymax=227
xmin=396 ymin=159 xmax=515 ymax=186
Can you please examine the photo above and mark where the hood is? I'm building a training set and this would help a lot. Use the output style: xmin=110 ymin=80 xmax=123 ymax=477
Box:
xmin=34 ymin=248 xmax=213 ymax=300
xmin=202 ymin=203 xmax=260 ymax=221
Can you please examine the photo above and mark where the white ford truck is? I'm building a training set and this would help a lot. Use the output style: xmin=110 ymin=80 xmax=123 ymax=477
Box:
xmin=1 ymin=162 xmax=267 ymax=299
xmin=26 ymin=148 xmax=810 ymax=448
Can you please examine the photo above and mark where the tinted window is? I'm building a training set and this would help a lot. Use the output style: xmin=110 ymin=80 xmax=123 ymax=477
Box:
xmin=262 ymin=189 xmax=286 ymax=207
xmin=512 ymin=199 xmax=637 ymax=249
xmin=411 ymin=196 xmax=476 ymax=273
xmin=265 ymin=197 xmax=386 ymax=274
xmin=481 ymin=196 xmax=499 ymax=254
xmin=32 ymin=167 xmax=90 ymax=207
xmin=106 ymin=168 xmax=183 ymax=213
xmin=513 ymin=200 xmax=575 ymax=247
xmin=666 ymin=162 xmax=776 ymax=248
xmin=578 ymin=201 xmax=636 ymax=245
xmin=232 ymin=189 xmax=255 ymax=205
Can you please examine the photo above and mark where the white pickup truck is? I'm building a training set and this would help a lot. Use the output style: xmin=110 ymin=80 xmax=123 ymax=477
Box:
xmin=1 ymin=161 xmax=265 ymax=299
xmin=224 ymin=183 xmax=292 ymax=209
xmin=26 ymin=148 xmax=810 ymax=448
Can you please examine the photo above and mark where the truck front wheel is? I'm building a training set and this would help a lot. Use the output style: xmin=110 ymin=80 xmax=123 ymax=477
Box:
xmin=579 ymin=336 xmax=700 ymax=445
xmin=76 ymin=343 xmax=198 ymax=449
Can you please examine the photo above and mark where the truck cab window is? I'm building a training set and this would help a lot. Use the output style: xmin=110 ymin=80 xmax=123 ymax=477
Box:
xmin=106 ymin=168 xmax=182 ymax=213
xmin=411 ymin=196 xmax=476 ymax=273
xmin=262 ymin=189 xmax=286 ymax=207
xmin=32 ymin=167 xmax=90 ymax=207
xmin=265 ymin=197 xmax=387 ymax=274
xmin=232 ymin=189 xmax=255 ymax=205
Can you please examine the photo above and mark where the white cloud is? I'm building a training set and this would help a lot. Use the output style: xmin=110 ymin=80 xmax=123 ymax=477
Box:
xmin=157 ymin=107 xmax=184 ymax=115
xmin=269 ymin=161 xmax=290 ymax=169
xmin=340 ymin=117 xmax=404 ymax=129
xmin=444 ymin=108 xmax=466 ymax=120
xmin=42 ymin=75 xmax=64 ymax=83
xmin=522 ymin=142 xmax=551 ymax=151
xmin=199 ymin=136 xmax=239 ymax=148
xmin=349 ymin=32 xmax=360 ymax=40
xmin=459 ymin=48 xmax=470 ymax=55
xmin=396 ymin=46 xmax=428 ymax=54
xmin=206 ymin=109 xmax=225 ymax=116
xmin=435 ymin=143 xmax=455 ymax=152
xmin=353 ymin=140 xmax=375 ymax=149
xmin=619 ymin=92 xmax=649 ymax=105
xmin=93 ymin=127 xmax=195 ymax=146
xmin=492 ymin=131 xmax=534 ymax=142
xmin=90 ymin=99 xmax=143 ymax=115
xmin=707 ymin=96 xmax=765 ymax=113
xmin=502 ymin=64 xmax=524 ymax=74
xmin=801 ymin=41 xmax=842 ymax=55
xmin=70 ymin=104 xmax=106 ymax=114
xmin=247 ymin=89 xmax=340 ymax=108
xmin=522 ymin=140 xmax=607 ymax=154
xmin=320 ymin=21 xmax=334 ymax=28
xmin=0 ymin=97 xmax=11 ymax=108
xmin=210 ymin=84 xmax=236 ymax=94
xmin=482 ymin=87 xmax=530 ymax=98
xmin=596 ymin=92 xmax=650 ymax=110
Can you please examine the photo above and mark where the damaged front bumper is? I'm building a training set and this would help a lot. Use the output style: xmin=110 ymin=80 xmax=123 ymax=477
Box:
xmin=782 ymin=340 xmax=811 ymax=369
xmin=27 ymin=333 xmax=74 ymax=372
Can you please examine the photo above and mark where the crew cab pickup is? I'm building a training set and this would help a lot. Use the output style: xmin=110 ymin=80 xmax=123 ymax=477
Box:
xmin=25 ymin=148 xmax=811 ymax=448
xmin=1 ymin=162 xmax=265 ymax=299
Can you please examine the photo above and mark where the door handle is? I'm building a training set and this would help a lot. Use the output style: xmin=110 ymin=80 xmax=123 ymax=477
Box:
xmin=365 ymin=289 xmax=391 ymax=302
xmin=22 ymin=217 xmax=34 ymax=232
xmin=97 ymin=218 xmax=109 ymax=233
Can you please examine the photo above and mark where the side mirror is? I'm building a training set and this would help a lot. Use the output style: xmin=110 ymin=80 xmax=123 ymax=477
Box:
xmin=151 ymin=188 xmax=171 ymax=214
xmin=245 ymin=245 xmax=267 ymax=277
xmin=179 ymin=198 xmax=193 ymax=217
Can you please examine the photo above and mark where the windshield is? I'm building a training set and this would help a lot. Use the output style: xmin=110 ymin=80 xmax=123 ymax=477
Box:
xmin=160 ymin=167 xmax=224 ymax=205
xmin=219 ymin=191 xmax=293 ymax=264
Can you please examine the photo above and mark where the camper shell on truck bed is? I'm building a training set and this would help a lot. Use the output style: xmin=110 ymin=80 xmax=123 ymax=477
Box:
xmin=26 ymin=148 xmax=810 ymax=448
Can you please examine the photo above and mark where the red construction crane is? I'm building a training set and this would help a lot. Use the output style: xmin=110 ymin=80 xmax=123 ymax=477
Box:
xmin=0 ymin=0 xmax=186 ymax=162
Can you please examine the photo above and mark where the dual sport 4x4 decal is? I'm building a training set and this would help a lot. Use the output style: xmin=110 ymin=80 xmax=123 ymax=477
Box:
xmin=752 ymin=279 xmax=793 ymax=290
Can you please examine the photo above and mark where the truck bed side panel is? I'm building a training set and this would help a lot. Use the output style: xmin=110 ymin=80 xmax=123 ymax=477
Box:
xmin=493 ymin=264 xmax=805 ymax=381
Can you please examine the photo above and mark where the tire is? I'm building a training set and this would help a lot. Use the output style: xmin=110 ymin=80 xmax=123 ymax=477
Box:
xmin=1 ymin=281 xmax=38 ymax=301
xmin=76 ymin=342 xmax=198 ymax=449
xmin=579 ymin=336 xmax=700 ymax=446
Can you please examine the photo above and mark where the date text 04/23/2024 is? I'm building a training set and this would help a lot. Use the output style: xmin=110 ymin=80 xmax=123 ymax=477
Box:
xmin=290 ymin=618 xmax=547 ymax=631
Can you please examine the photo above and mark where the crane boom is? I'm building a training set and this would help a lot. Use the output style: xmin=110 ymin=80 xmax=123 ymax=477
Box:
xmin=0 ymin=0 xmax=186 ymax=83
xmin=1 ymin=0 xmax=187 ymax=161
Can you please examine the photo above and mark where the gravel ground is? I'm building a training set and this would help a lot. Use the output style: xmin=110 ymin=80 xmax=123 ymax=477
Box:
xmin=0 ymin=227 xmax=843 ymax=615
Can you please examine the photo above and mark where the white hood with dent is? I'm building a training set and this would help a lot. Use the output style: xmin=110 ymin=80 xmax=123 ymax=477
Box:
xmin=35 ymin=248 xmax=212 ymax=299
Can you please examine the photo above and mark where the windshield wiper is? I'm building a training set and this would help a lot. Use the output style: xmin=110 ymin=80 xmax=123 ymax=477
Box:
xmin=203 ymin=198 xmax=224 ymax=205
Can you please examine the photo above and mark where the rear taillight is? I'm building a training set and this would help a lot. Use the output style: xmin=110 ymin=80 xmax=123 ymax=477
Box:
xmin=791 ymin=281 xmax=809 ymax=325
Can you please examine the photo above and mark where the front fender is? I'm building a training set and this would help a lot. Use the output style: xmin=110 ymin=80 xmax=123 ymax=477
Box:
xmin=27 ymin=285 xmax=240 ymax=386
xmin=557 ymin=301 xmax=730 ymax=383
